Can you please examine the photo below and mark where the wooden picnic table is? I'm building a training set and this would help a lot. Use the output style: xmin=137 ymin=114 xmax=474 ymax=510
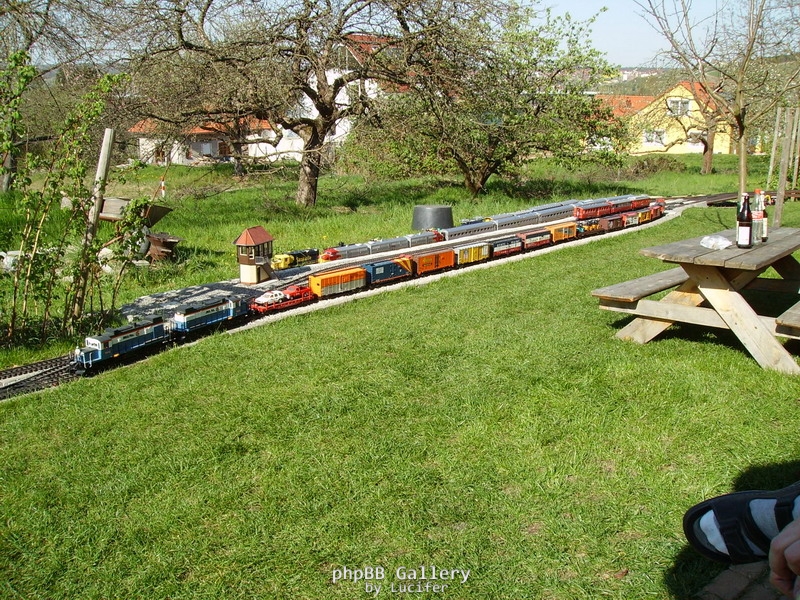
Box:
xmin=592 ymin=227 xmax=800 ymax=374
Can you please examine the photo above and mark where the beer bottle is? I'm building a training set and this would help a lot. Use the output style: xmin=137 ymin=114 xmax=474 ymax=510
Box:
xmin=737 ymin=194 xmax=753 ymax=248
xmin=762 ymin=206 xmax=768 ymax=243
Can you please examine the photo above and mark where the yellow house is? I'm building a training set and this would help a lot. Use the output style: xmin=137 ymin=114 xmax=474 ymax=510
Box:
xmin=598 ymin=81 xmax=734 ymax=155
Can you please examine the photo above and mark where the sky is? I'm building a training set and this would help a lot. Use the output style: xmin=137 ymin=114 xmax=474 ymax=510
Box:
xmin=549 ymin=0 xmax=720 ymax=68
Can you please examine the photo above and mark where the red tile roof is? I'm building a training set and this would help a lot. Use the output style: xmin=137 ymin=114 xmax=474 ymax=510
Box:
xmin=130 ymin=117 xmax=272 ymax=137
xmin=128 ymin=119 xmax=158 ymax=134
xmin=234 ymin=226 xmax=274 ymax=246
xmin=595 ymin=94 xmax=656 ymax=117
xmin=673 ymin=80 xmax=718 ymax=110
xmin=344 ymin=33 xmax=397 ymax=65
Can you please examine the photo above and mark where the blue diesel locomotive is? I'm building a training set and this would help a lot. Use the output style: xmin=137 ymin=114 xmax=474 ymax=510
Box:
xmin=73 ymin=296 xmax=251 ymax=371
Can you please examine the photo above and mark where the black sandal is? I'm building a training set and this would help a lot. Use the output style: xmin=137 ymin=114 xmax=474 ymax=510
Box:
xmin=683 ymin=481 xmax=800 ymax=564
xmin=741 ymin=485 xmax=800 ymax=553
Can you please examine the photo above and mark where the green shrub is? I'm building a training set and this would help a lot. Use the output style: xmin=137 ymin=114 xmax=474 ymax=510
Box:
xmin=336 ymin=124 xmax=455 ymax=180
xmin=624 ymin=155 xmax=688 ymax=177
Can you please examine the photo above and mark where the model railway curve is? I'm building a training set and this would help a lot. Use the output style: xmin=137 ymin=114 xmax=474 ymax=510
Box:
xmin=1 ymin=192 xmax=725 ymax=401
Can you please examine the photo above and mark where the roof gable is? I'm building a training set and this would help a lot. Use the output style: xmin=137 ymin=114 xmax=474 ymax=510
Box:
xmin=234 ymin=226 xmax=274 ymax=246
xmin=343 ymin=33 xmax=398 ymax=66
xmin=597 ymin=80 xmax=720 ymax=120
xmin=671 ymin=80 xmax=717 ymax=109
xmin=646 ymin=80 xmax=719 ymax=112
xmin=595 ymin=94 xmax=656 ymax=117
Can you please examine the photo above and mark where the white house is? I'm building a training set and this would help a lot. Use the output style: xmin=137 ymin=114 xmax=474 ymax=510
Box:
xmin=129 ymin=117 xmax=307 ymax=166
xmin=129 ymin=35 xmax=384 ymax=166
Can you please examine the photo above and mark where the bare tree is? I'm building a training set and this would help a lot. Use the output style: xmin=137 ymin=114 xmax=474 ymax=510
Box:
xmin=0 ymin=0 xmax=124 ymax=191
xmin=121 ymin=0 xmax=512 ymax=207
xmin=637 ymin=0 xmax=800 ymax=210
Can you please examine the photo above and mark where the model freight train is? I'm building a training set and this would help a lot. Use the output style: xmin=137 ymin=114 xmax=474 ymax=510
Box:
xmin=313 ymin=194 xmax=657 ymax=264
xmin=73 ymin=194 xmax=665 ymax=372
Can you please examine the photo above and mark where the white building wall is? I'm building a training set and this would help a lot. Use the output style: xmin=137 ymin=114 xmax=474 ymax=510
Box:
xmin=137 ymin=138 xmax=193 ymax=166
xmin=136 ymin=65 xmax=381 ymax=165
xmin=247 ymin=128 xmax=305 ymax=162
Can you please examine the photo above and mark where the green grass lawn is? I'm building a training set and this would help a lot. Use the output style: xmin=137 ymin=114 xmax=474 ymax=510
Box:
xmin=3 ymin=203 xmax=800 ymax=599
xmin=0 ymin=152 xmax=773 ymax=367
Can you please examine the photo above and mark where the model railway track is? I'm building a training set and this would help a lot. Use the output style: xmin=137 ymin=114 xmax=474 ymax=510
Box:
xmin=0 ymin=355 xmax=79 ymax=401
xmin=700 ymin=192 xmax=738 ymax=206
xmin=0 ymin=194 xmax=712 ymax=399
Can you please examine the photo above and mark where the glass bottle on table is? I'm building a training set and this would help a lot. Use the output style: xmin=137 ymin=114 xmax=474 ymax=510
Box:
xmin=737 ymin=193 xmax=753 ymax=248
xmin=752 ymin=188 xmax=763 ymax=243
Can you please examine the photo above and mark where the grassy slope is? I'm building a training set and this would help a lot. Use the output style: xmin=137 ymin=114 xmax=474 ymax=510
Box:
xmin=0 ymin=153 xmax=764 ymax=367
xmin=2 ymin=203 xmax=800 ymax=599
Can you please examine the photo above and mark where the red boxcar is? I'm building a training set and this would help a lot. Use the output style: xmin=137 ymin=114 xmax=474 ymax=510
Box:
xmin=516 ymin=229 xmax=552 ymax=249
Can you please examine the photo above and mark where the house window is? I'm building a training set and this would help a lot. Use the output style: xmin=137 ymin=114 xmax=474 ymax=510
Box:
xmin=644 ymin=129 xmax=666 ymax=145
xmin=667 ymin=98 xmax=691 ymax=116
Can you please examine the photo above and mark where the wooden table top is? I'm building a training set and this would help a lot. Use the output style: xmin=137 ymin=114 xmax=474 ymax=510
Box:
xmin=640 ymin=227 xmax=800 ymax=271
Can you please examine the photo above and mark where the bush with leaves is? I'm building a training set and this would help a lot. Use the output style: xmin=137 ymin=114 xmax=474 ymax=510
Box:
xmin=1 ymin=61 xmax=134 ymax=347
xmin=337 ymin=120 xmax=455 ymax=180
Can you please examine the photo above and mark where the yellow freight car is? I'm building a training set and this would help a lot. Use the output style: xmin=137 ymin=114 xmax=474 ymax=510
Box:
xmin=453 ymin=242 xmax=491 ymax=266
xmin=544 ymin=222 xmax=577 ymax=243
xmin=308 ymin=266 xmax=368 ymax=298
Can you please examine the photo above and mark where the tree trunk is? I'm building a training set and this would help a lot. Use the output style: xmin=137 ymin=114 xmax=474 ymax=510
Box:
xmin=296 ymin=140 xmax=322 ymax=208
xmin=453 ymin=153 xmax=492 ymax=196
xmin=464 ymin=172 xmax=483 ymax=196
xmin=231 ymin=141 xmax=246 ymax=176
xmin=1 ymin=144 xmax=17 ymax=193
xmin=737 ymin=127 xmax=748 ymax=199
xmin=701 ymin=127 xmax=716 ymax=175
xmin=1 ymin=158 xmax=12 ymax=193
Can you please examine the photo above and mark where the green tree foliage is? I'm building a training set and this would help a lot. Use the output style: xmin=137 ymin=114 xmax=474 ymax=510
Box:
xmin=1 ymin=69 xmax=140 ymax=345
xmin=0 ymin=0 xmax=126 ymax=192
xmin=0 ymin=51 xmax=37 ymax=191
xmin=124 ymin=0 xmax=530 ymax=207
xmin=337 ymin=118 xmax=455 ymax=180
xmin=365 ymin=7 xmax=624 ymax=194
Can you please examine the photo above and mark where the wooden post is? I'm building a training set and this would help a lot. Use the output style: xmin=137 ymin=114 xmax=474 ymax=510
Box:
xmin=71 ymin=128 xmax=115 ymax=319
xmin=792 ymin=106 xmax=800 ymax=190
xmin=766 ymin=107 xmax=782 ymax=190
xmin=774 ymin=109 xmax=795 ymax=229
xmin=87 ymin=128 xmax=115 ymax=233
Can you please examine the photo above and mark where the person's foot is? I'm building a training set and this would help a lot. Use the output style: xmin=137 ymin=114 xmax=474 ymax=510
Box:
xmin=683 ymin=481 xmax=800 ymax=563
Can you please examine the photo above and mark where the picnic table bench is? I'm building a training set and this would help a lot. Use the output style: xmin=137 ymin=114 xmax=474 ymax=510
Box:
xmin=591 ymin=227 xmax=800 ymax=374
xmin=591 ymin=268 xmax=690 ymax=304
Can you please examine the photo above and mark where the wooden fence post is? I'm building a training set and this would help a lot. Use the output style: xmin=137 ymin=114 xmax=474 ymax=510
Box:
xmin=774 ymin=108 xmax=796 ymax=228
xmin=767 ymin=107 xmax=782 ymax=190
xmin=70 ymin=128 xmax=115 ymax=320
